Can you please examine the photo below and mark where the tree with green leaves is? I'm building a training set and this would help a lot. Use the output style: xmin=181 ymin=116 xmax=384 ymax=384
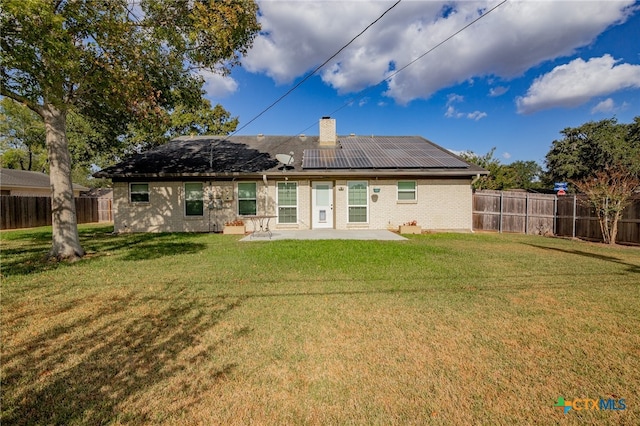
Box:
xmin=507 ymin=160 xmax=543 ymax=190
xmin=1 ymin=98 xmax=114 ymax=186
xmin=0 ymin=97 xmax=47 ymax=171
xmin=545 ymin=117 xmax=640 ymax=183
xmin=461 ymin=148 xmax=543 ymax=190
xmin=573 ymin=165 xmax=639 ymax=244
xmin=1 ymin=96 xmax=239 ymax=186
xmin=1 ymin=0 xmax=260 ymax=260
xmin=546 ymin=117 xmax=640 ymax=244
xmin=460 ymin=148 xmax=502 ymax=190
xmin=123 ymin=99 xmax=239 ymax=153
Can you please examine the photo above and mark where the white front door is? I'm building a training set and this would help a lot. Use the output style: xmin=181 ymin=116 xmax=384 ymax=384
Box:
xmin=312 ymin=182 xmax=333 ymax=228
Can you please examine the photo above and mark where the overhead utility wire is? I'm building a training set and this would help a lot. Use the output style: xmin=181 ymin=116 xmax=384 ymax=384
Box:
xmin=233 ymin=0 xmax=506 ymax=168
xmin=230 ymin=0 xmax=402 ymax=136
xmin=319 ymin=0 xmax=508 ymax=126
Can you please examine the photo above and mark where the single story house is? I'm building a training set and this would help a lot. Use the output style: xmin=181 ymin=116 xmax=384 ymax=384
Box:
xmin=94 ymin=118 xmax=488 ymax=233
xmin=0 ymin=168 xmax=89 ymax=197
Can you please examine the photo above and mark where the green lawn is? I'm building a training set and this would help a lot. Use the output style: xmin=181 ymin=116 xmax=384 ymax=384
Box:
xmin=1 ymin=225 xmax=639 ymax=425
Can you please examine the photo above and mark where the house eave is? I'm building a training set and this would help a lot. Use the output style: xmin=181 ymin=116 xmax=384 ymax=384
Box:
xmin=101 ymin=168 xmax=488 ymax=181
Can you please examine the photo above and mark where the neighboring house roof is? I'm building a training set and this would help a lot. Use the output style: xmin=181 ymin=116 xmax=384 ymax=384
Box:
xmin=82 ymin=187 xmax=113 ymax=198
xmin=95 ymin=135 xmax=487 ymax=179
xmin=0 ymin=168 xmax=90 ymax=192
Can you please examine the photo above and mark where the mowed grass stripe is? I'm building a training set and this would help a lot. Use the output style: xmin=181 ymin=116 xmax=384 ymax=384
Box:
xmin=1 ymin=225 xmax=638 ymax=425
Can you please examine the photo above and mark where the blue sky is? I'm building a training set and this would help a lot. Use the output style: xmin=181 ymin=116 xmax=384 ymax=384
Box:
xmin=201 ymin=0 xmax=640 ymax=166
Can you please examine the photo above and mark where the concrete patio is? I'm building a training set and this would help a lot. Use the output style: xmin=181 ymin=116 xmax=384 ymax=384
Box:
xmin=240 ymin=229 xmax=408 ymax=241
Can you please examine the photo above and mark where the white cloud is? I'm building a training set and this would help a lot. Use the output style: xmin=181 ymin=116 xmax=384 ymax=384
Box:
xmin=516 ymin=55 xmax=640 ymax=114
xmin=502 ymin=152 xmax=511 ymax=160
xmin=245 ymin=1 xmax=410 ymax=89
xmin=591 ymin=99 xmax=630 ymax=114
xmin=489 ymin=86 xmax=509 ymax=97
xmin=444 ymin=105 xmax=463 ymax=119
xmin=591 ymin=98 xmax=616 ymax=114
xmin=244 ymin=0 xmax=637 ymax=104
xmin=446 ymin=93 xmax=464 ymax=106
xmin=200 ymin=70 xmax=238 ymax=98
xmin=467 ymin=111 xmax=488 ymax=121
xmin=445 ymin=93 xmax=486 ymax=120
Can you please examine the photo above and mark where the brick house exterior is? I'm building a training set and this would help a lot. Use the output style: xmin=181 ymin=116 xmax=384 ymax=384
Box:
xmin=96 ymin=118 xmax=487 ymax=233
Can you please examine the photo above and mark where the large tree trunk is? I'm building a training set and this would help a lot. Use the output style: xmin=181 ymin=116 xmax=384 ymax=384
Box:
xmin=42 ymin=104 xmax=85 ymax=261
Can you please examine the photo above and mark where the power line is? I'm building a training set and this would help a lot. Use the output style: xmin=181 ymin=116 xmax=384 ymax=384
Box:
xmin=232 ymin=0 xmax=508 ymax=167
xmin=323 ymin=0 xmax=508 ymax=121
xmin=230 ymin=0 xmax=402 ymax=136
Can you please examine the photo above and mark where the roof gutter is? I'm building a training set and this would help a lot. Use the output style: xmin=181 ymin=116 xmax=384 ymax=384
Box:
xmin=100 ymin=169 xmax=489 ymax=180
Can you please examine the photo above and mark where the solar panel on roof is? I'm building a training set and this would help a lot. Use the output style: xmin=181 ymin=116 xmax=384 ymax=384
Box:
xmin=368 ymin=157 xmax=397 ymax=168
xmin=350 ymin=157 xmax=372 ymax=168
xmin=438 ymin=157 xmax=469 ymax=167
xmin=303 ymin=137 xmax=469 ymax=169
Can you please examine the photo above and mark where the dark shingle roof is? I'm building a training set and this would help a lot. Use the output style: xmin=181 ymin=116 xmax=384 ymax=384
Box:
xmin=97 ymin=138 xmax=279 ymax=176
xmin=94 ymin=135 xmax=487 ymax=178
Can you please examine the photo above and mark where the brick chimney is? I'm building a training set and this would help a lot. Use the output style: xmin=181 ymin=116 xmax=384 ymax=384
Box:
xmin=319 ymin=117 xmax=337 ymax=146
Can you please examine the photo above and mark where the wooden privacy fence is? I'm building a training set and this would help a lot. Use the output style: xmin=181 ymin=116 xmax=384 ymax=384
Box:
xmin=473 ymin=190 xmax=640 ymax=245
xmin=0 ymin=196 xmax=112 ymax=230
xmin=473 ymin=191 xmax=556 ymax=235
xmin=555 ymin=194 xmax=640 ymax=245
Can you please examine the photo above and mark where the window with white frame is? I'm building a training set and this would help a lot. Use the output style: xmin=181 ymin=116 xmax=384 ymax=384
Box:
xmin=348 ymin=181 xmax=368 ymax=223
xmin=130 ymin=183 xmax=149 ymax=203
xmin=277 ymin=182 xmax=297 ymax=223
xmin=238 ymin=182 xmax=257 ymax=216
xmin=397 ymin=181 xmax=417 ymax=201
xmin=185 ymin=182 xmax=204 ymax=216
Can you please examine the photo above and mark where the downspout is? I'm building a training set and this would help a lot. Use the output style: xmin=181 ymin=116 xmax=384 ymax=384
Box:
xmin=470 ymin=174 xmax=481 ymax=233
xmin=208 ymin=180 xmax=214 ymax=233
xmin=262 ymin=174 xmax=269 ymax=216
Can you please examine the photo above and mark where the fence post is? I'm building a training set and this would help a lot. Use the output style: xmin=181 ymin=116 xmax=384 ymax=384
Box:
xmin=553 ymin=195 xmax=557 ymax=235
xmin=572 ymin=195 xmax=577 ymax=239
xmin=499 ymin=191 xmax=503 ymax=233
xmin=525 ymin=193 xmax=529 ymax=235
